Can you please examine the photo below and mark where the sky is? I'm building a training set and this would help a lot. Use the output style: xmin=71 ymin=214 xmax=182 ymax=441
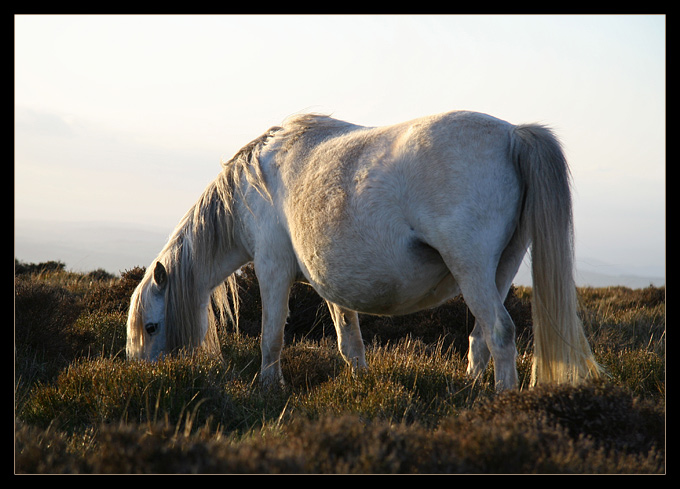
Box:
xmin=14 ymin=15 xmax=665 ymax=285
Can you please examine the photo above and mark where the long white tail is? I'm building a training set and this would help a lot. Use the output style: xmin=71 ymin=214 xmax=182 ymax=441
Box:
xmin=511 ymin=124 xmax=602 ymax=386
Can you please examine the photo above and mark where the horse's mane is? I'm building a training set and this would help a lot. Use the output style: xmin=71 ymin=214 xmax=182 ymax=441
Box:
xmin=127 ymin=126 xmax=283 ymax=358
xmin=277 ymin=113 xmax=363 ymax=150
xmin=128 ymin=115 xmax=359 ymax=358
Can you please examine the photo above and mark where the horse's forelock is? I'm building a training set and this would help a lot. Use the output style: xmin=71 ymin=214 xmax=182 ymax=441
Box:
xmin=126 ymin=273 xmax=151 ymax=358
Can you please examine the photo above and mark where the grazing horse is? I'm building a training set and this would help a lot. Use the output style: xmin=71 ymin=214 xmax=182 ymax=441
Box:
xmin=126 ymin=110 xmax=601 ymax=391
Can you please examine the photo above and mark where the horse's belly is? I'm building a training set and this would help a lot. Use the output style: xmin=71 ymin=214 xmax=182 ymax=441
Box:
xmin=302 ymin=239 xmax=460 ymax=316
xmin=323 ymin=268 xmax=458 ymax=315
xmin=361 ymin=271 xmax=459 ymax=315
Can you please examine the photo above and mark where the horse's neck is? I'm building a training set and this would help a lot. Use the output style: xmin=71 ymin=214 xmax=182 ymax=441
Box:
xmin=196 ymin=206 xmax=251 ymax=294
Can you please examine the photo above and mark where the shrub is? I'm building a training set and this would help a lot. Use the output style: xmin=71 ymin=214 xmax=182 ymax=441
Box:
xmin=84 ymin=266 xmax=146 ymax=314
xmin=15 ymin=277 xmax=88 ymax=381
xmin=15 ymin=259 xmax=66 ymax=276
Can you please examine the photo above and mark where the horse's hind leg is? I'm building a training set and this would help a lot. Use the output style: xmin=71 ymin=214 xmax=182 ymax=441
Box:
xmin=467 ymin=232 xmax=528 ymax=384
xmin=467 ymin=321 xmax=491 ymax=380
xmin=463 ymin=281 xmax=518 ymax=391
xmin=441 ymin=251 xmax=519 ymax=391
xmin=326 ymin=301 xmax=367 ymax=372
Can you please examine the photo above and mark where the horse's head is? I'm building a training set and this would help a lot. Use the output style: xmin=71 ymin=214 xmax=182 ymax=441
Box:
xmin=126 ymin=261 xmax=170 ymax=361
xmin=126 ymin=256 xmax=223 ymax=361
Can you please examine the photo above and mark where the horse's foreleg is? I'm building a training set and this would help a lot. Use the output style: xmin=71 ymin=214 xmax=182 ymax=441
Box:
xmin=326 ymin=301 xmax=367 ymax=372
xmin=255 ymin=259 xmax=295 ymax=387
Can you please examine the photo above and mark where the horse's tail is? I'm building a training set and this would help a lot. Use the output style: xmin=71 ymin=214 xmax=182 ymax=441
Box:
xmin=511 ymin=124 xmax=602 ymax=386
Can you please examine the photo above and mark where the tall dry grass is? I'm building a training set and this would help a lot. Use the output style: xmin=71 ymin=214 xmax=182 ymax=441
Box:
xmin=14 ymin=260 xmax=665 ymax=473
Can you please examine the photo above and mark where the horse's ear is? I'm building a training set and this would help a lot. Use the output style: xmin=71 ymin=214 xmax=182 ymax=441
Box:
xmin=153 ymin=261 xmax=167 ymax=289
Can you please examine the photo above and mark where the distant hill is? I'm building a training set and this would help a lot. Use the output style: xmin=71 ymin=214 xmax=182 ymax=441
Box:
xmin=513 ymin=260 xmax=664 ymax=289
xmin=16 ymin=219 xmax=664 ymax=289
xmin=14 ymin=219 xmax=169 ymax=275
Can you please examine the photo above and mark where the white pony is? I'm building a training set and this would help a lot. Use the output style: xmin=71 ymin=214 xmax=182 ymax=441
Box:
xmin=126 ymin=110 xmax=601 ymax=391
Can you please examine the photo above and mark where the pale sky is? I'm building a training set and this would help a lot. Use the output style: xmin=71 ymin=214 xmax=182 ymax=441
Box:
xmin=14 ymin=15 xmax=665 ymax=283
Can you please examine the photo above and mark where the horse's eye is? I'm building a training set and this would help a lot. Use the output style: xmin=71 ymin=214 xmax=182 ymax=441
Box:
xmin=145 ymin=322 xmax=160 ymax=335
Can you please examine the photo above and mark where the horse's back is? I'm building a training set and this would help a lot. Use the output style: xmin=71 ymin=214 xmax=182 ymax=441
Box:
xmin=262 ymin=111 xmax=520 ymax=314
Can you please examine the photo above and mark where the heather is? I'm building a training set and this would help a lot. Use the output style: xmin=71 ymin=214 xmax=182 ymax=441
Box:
xmin=15 ymin=260 xmax=664 ymax=473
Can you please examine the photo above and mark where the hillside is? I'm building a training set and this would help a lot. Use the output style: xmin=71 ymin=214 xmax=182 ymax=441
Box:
xmin=14 ymin=260 xmax=665 ymax=473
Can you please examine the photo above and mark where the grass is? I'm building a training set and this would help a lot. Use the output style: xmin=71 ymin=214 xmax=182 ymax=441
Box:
xmin=14 ymin=260 xmax=665 ymax=473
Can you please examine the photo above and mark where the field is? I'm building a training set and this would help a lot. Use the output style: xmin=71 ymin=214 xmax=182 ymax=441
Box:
xmin=15 ymin=260 xmax=665 ymax=474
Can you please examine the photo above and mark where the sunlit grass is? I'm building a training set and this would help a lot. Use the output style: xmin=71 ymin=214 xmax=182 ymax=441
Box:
xmin=15 ymin=261 xmax=665 ymax=473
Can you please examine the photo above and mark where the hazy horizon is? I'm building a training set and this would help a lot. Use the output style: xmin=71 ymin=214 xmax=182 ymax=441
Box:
xmin=15 ymin=15 xmax=665 ymax=288
xmin=14 ymin=210 xmax=665 ymax=289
